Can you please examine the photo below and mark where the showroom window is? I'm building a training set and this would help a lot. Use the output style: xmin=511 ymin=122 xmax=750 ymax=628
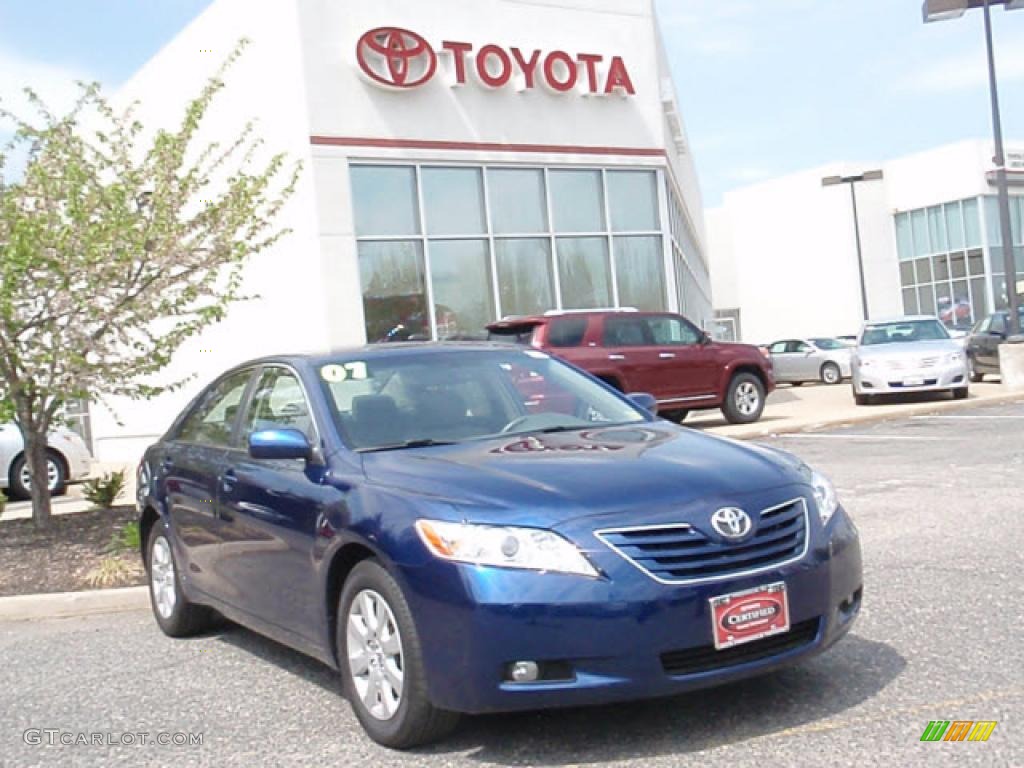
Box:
xmin=893 ymin=198 xmax=990 ymax=329
xmin=351 ymin=164 xmax=671 ymax=341
xmin=983 ymin=195 xmax=1024 ymax=310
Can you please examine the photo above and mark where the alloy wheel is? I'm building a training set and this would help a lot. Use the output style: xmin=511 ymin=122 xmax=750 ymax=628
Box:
xmin=347 ymin=589 xmax=405 ymax=721
xmin=823 ymin=365 xmax=840 ymax=385
xmin=735 ymin=381 xmax=761 ymax=416
xmin=150 ymin=536 xmax=178 ymax=619
xmin=19 ymin=459 xmax=60 ymax=492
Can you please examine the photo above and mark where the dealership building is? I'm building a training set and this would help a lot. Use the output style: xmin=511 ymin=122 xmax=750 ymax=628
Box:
xmin=86 ymin=0 xmax=712 ymax=462
xmin=708 ymin=140 xmax=1024 ymax=344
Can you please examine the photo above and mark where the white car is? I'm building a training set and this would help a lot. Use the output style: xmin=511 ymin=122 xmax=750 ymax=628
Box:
xmin=0 ymin=423 xmax=93 ymax=499
xmin=851 ymin=316 xmax=970 ymax=406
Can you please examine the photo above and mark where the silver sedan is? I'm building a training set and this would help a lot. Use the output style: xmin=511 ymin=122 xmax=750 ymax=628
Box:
xmin=0 ymin=423 xmax=93 ymax=499
xmin=767 ymin=338 xmax=852 ymax=385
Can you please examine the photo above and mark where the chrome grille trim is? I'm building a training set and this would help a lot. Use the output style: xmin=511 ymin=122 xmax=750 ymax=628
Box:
xmin=594 ymin=498 xmax=810 ymax=586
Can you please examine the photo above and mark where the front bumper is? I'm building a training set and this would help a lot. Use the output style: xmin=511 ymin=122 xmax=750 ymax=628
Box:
xmin=399 ymin=507 xmax=862 ymax=714
xmin=853 ymin=360 xmax=967 ymax=395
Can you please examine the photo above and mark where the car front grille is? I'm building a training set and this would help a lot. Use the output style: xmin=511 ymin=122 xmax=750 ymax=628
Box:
xmin=883 ymin=355 xmax=940 ymax=370
xmin=595 ymin=498 xmax=808 ymax=584
xmin=660 ymin=618 xmax=820 ymax=676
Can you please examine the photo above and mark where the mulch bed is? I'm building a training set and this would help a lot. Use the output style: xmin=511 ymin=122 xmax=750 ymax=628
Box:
xmin=0 ymin=505 xmax=146 ymax=596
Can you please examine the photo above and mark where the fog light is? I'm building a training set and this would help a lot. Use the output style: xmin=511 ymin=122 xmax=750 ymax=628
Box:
xmin=509 ymin=661 xmax=539 ymax=683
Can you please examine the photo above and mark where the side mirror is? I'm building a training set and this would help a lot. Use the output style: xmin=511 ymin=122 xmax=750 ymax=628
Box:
xmin=627 ymin=392 xmax=658 ymax=413
xmin=249 ymin=428 xmax=312 ymax=461
xmin=701 ymin=331 xmax=713 ymax=345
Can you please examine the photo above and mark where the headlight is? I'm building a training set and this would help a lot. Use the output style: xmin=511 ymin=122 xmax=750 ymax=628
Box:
xmin=808 ymin=469 xmax=839 ymax=526
xmin=416 ymin=520 xmax=599 ymax=578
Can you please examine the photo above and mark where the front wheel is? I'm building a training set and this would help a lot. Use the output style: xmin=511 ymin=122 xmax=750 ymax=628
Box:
xmin=968 ymin=356 xmax=985 ymax=383
xmin=722 ymin=373 xmax=766 ymax=424
xmin=952 ymin=387 xmax=969 ymax=400
xmin=820 ymin=362 xmax=842 ymax=385
xmin=9 ymin=452 xmax=67 ymax=500
xmin=339 ymin=560 xmax=459 ymax=749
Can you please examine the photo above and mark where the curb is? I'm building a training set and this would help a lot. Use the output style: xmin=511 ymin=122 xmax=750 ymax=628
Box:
xmin=709 ymin=389 xmax=1024 ymax=441
xmin=0 ymin=585 xmax=148 ymax=622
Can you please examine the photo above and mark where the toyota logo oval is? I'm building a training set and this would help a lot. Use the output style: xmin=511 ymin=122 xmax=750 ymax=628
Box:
xmin=710 ymin=507 xmax=752 ymax=541
xmin=356 ymin=27 xmax=437 ymax=88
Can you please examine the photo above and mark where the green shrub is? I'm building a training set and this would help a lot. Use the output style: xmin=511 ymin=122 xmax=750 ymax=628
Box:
xmin=109 ymin=521 xmax=141 ymax=554
xmin=84 ymin=556 xmax=136 ymax=588
xmin=82 ymin=470 xmax=126 ymax=509
xmin=0 ymin=490 xmax=6 ymax=516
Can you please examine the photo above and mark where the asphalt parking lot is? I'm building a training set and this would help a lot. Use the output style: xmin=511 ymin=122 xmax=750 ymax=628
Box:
xmin=1 ymin=401 xmax=1022 ymax=767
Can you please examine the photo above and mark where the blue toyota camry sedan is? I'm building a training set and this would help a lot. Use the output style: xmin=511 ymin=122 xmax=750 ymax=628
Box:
xmin=138 ymin=343 xmax=862 ymax=748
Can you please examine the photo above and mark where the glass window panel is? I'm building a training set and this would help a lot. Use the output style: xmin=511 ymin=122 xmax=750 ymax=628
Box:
xmin=933 ymin=254 xmax=950 ymax=281
xmin=428 ymin=239 xmax=495 ymax=339
xmin=1011 ymin=197 xmax=1023 ymax=245
xmin=902 ymin=287 xmax=919 ymax=315
xmin=614 ymin=236 xmax=665 ymax=311
xmin=945 ymin=201 xmax=965 ymax=250
xmin=350 ymin=166 xmax=419 ymax=236
xmin=986 ymin=197 xmax=1002 ymax=246
xmin=994 ymin=274 xmax=1008 ymax=310
xmin=421 ymin=167 xmax=485 ymax=235
xmin=895 ymin=213 xmax=914 ymax=261
xmin=245 ymin=369 xmax=315 ymax=442
xmin=950 ymin=279 xmax=971 ymax=328
xmin=912 ymin=209 xmax=929 ymax=256
xmin=963 ymin=197 xmax=981 ymax=248
xmin=919 ymin=283 xmax=936 ymax=315
xmin=928 ymin=206 xmax=946 ymax=253
xmin=968 ymin=249 xmax=985 ymax=276
xmin=970 ymin=276 xmax=988 ymax=321
xmin=487 ymin=168 xmax=547 ymax=234
xmin=358 ymin=241 xmax=429 ymax=342
xmin=494 ymin=238 xmax=555 ymax=317
xmin=607 ymin=171 xmax=659 ymax=232
xmin=899 ymin=260 xmax=915 ymax=285
xmin=935 ymin=284 xmax=954 ymax=326
xmin=556 ymin=237 xmax=612 ymax=308
xmin=176 ymin=370 xmax=253 ymax=446
xmin=549 ymin=170 xmax=605 ymax=233
xmin=915 ymin=257 xmax=933 ymax=283
xmin=950 ymin=252 xmax=967 ymax=279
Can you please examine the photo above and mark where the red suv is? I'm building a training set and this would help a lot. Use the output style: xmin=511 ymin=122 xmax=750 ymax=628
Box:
xmin=486 ymin=310 xmax=774 ymax=424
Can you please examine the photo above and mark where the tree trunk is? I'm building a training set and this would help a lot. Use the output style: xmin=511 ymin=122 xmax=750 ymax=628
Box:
xmin=15 ymin=410 xmax=53 ymax=529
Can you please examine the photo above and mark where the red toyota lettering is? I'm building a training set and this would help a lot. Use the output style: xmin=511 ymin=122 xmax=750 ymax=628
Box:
xmin=510 ymin=47 xmax=540 ymax=89
xmin=441 ymin=40 xmax=473 ymax=84
xmin=604 ymin=55 xmax=635 ymax=95
xmin=476 ymin=44 xmax=512 ymax=87
xmin=543 ymin=50 xmax=577 ymax=92
xmin=577 ymin=53 xmax=603 ymax=93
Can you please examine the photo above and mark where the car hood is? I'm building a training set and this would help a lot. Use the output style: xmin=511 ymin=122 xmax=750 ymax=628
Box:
xmin=359 ymin=423 xmax=808 ymax=527
xmin=855 ymin=340 xmax=958 ymax=360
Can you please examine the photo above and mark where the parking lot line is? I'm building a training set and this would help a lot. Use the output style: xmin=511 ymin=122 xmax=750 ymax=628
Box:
xmin=911 ymin=414 xmax=1024 ymax=420
xmin=777 ymin=434 xmax=947 ymax=441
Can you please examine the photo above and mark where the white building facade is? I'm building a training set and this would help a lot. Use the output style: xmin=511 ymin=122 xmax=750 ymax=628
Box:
xmin=708 ymin=140 xmax=1024 ymax=343
xmin=88 ymin=0 xmax=712 ymax=462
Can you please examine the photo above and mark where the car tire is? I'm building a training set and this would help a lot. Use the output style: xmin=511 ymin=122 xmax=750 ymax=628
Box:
xmin=968 ymin=356 xmax=985 ymax=383
xmin=662 ymin=409 xmax=689 ymax=423
xmin=952 ymin=387 xmax=969 ymax=400
xmin=820 ymin=363 xmax=842 ymax=385
xmin=790 ymin=381 xmax=804 ymax=387
xmin=338 ymin=560 xmax=460 ymax=749
xmin=146 ymin=526 xmax=217 ymax=638
xmin=722 ymin=373 xmax=766 ymax=424
xmin=8 ymin=451 xmax=67 ymax=501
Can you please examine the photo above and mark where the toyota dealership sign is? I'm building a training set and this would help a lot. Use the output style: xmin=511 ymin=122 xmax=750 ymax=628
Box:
xmin=356 ymin=27 xmax=635 ymax=96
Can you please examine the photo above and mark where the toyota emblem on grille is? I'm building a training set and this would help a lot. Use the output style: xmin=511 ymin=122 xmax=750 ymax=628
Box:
xmin=710 ymin=507 xmax=752 ymax=541
xmin=356 ymin=27 xmax=437 ymax=88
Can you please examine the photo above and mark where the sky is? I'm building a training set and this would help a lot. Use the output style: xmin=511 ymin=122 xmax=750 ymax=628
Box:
xmin=1 ymin=0 xmax=1023 ymax=207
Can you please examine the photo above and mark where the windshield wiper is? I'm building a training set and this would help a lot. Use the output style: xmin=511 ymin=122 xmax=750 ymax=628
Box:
xmin=360 ymin=438 xmax=459 ymax=453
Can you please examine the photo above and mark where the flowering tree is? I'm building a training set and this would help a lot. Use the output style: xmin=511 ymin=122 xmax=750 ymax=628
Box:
xmin=0 ymin=42 xmax=301 ymax=527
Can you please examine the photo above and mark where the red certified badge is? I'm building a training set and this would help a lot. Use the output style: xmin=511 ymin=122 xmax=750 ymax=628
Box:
xmin=709 ymin=582 xmax=790 ymax=650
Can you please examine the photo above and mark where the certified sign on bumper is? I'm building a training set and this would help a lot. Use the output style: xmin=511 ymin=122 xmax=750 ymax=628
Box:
xmin=710 ymin=582 xmax=790 ymax=650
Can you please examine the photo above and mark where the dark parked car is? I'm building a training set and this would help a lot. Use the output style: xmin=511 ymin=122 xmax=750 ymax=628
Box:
xmin=486 ymin=310 xmax=775 ymax=424
xmin=138 ymin=345 xmax=861 ymax=749
xmin=966 ymin=308 xmax=1024 ymax=381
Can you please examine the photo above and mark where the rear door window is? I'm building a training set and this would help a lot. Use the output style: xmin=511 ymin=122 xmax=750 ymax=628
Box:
xmin=603 ymin=316 xmax=651 ymax=347
xmin=175 ymin=369 xmax=254 ymax=446
xmin=547 ymin=317 xmax=588 ymax=347
xmin=645 ymin=315 xmax=701 ymax=346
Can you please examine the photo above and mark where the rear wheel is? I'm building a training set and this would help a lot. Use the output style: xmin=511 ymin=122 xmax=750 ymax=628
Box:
xmin=968 ymin=356 xmax=985 ymax=383
xmin=147 ymin=526 xmax=216 ymax=637
xmin=820 ymin=362 xmax=842 ymax=385
xmin=339 ymin=560 xmax=459 ymax=749
xmin=722 ymin=373 xmax=765 ymax=424
xmin=8 ymin=451 xmax=67 ymax=501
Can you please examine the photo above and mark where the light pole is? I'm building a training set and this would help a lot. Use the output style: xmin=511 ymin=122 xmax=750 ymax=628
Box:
xmin=822 ymin=170 xmax=884 ymax=323
xmin=923 ymin=0 xmax=1023 ymax=336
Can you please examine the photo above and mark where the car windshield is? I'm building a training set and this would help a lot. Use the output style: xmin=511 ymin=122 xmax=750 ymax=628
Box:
xmin=860 ymin=320 xmax=950 ymax=346
xmin=810 ymin=338 xmax=846 ymax=350
xmin=318 ymin=349 xmax=647 ymax=451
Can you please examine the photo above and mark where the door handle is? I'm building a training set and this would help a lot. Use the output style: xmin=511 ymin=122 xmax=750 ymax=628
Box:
xmin=608 ymin=354 xmax=626 ymax=360
xmin=659 ymin=352 xmax=676 ymax=359
xmin=220 ymin=469 xmax=238 ymax=494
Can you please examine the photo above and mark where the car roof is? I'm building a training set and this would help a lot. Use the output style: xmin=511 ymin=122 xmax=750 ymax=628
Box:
xmin=860 ymin=315 xmax=939 ymax=328
xmin=225 ymin=342 xmax=537 ymax=372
